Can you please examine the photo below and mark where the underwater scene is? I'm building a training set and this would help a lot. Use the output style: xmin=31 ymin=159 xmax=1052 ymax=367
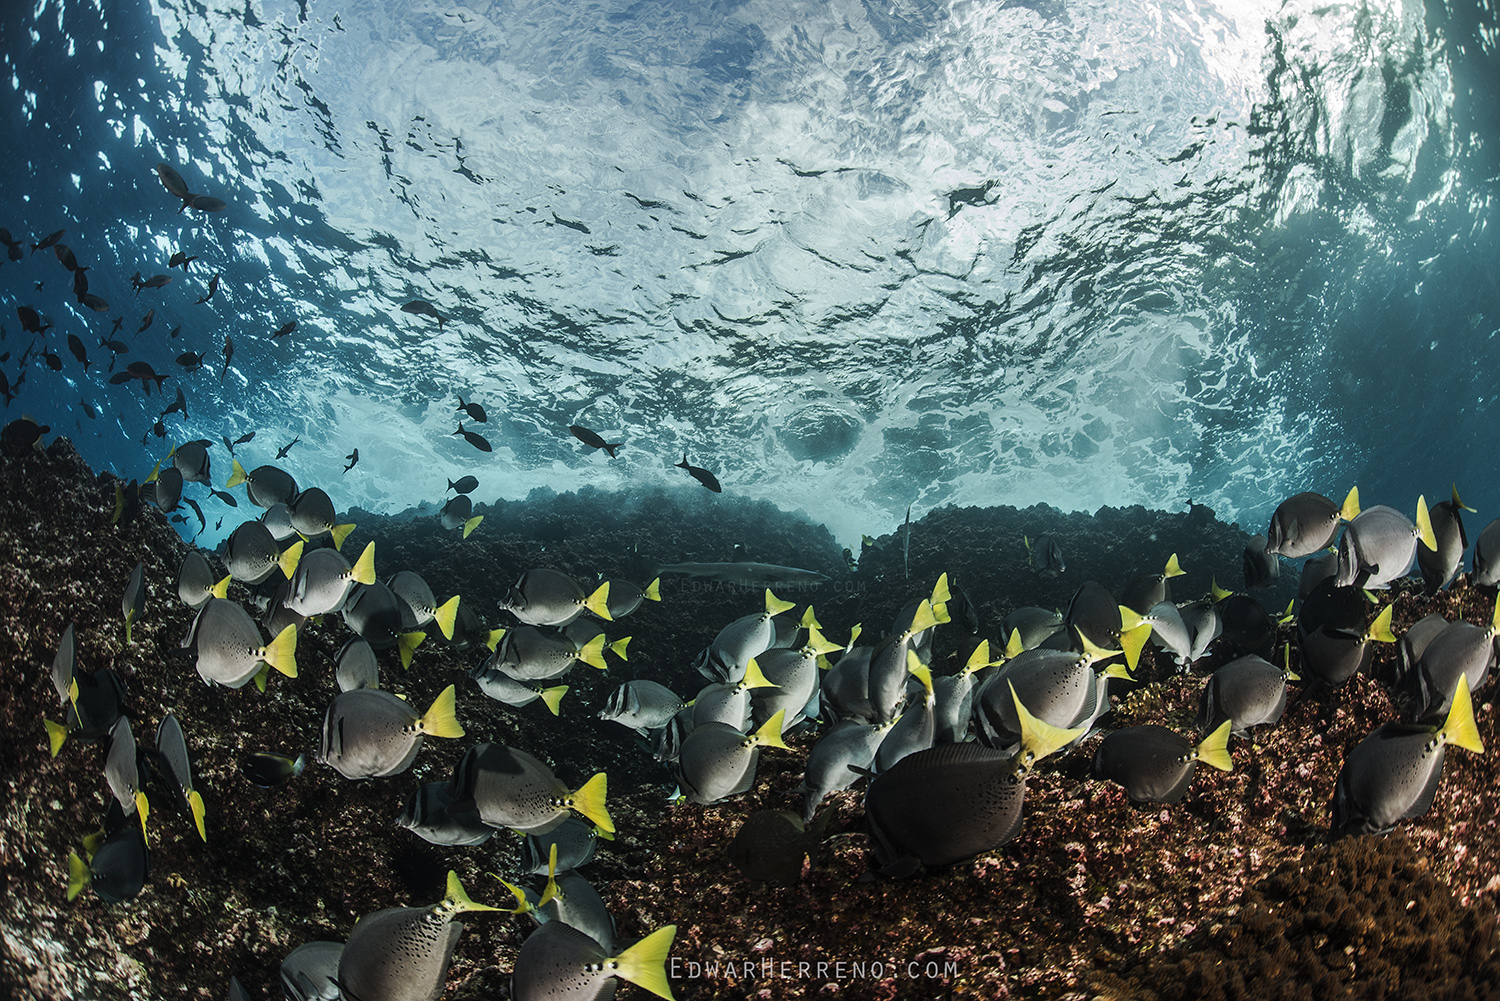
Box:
xmin=3 ymin=0 xmax=1500 ymax=998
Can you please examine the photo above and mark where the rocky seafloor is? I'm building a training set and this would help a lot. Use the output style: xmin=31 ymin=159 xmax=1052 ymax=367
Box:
xmin=1 ymin=435 xmax=1498 ymax=1001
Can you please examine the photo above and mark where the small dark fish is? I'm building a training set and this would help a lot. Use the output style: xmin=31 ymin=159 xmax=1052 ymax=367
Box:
xmin=16 ymin=306 xmax=50 ymax=334
xmin=0 ymin=227 xmax=21 ymax=260
xmin=343 ymin=448 xmax=359 ymax=473
xmin=137 ymin=274 xmax=173 ymax=293
xmin=209 ymin=488 xmax=238 ymax=508
xmin=53 ymin=244 xmax=83 ymax=272
xmin=155 ymin=163 xmax=194 ymax=207
xmin=72 ymin=267 xmax=89 ymax=301
xmin=43 ymin=349 xmax=62 ymax=371
xmin=30 ymin=229 xmax=64 ymax=255
xmin=160 ymin=386 xmax=188 ymax=419
xmin=277 ymin=437 xmax=300 ymax=459
xmin=1025 ymin=534 xmax=1065 ymax=575
xmin=109 ymin=361 xmax=170 ymax=396
xmin=221 ymin=334 xmax=233 ymax=382
xmin=100 ymin=336 xmax=128 ymax=355
xmin=176 ymin=351 xmax=204 ymax=371
xmin=456 ymin=394 xmax=487 ymax=422
xmin=453 ymin=423 xmax=491 ymax=452
xmin=728 ymin=810 xmax=829 ymax=885
xmin=272 ymin=320 xmax=296 ymax=339
xmin=569 ymin=425 xmax=622 ymax=458
xmin=401 ymin=299 xmax=446 ymax=329
xmin=447 ymin=475 xmax=478 ymax=494
xmin=168 ymin=325 xmax=181 ymax=339
xmin=240 ymin=752 xmax=307 ymax=787
xmin=168 ymin=250 xmax=198 ymax=271
xmin=196 ymin=272 xmax=222 ymax=304
xmin=138 ymin=309 xmax=155 ymax=333
xmin=80 ymin=293 xmax=109 ymax=312
xmin=676 ymin=453 xmax=721 ymax=492
xmin=189 ymin=195 xmax=226 ymax=212
xmin=232 ymin=430 xmax=256 ymax=446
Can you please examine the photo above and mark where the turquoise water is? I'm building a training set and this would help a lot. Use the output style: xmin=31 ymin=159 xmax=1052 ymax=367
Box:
xmin=2 ymin=0 xmax=1496 ymax=548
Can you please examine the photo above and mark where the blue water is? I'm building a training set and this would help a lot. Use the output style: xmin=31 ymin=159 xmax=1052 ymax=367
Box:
xmin=3 ymin=0 xmax=1497 ymax=549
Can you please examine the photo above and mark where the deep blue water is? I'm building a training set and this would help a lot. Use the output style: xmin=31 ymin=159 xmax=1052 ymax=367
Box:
xmin=2 ymin=0 xmax=1498 ymax=549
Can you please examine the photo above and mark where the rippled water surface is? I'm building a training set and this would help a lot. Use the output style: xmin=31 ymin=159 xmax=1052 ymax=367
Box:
xmin=3 ymin=0 xmax=1497 ymax=545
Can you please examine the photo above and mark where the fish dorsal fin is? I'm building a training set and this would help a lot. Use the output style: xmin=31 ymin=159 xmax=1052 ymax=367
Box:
xmin=1195 ymin=721 xmax=1234 ymax=772
xmin=419 ymin=684 xmax=464 ymax=738
xmin=611 ymin=924 xmax=679 ymax=1001
xmin=1009 ymin=682 xmax=1083 ymax=769
xmin=753 ymin=709 xmax=789 ymax=750
xmin=1366 ymin=605 xmax=1396 ymax=643
xmin=569 ymin=772 xmax=614 ymax=834
xmin=1340 ymin=486 xmax=1360 ymax=521
xmin=764 ymin=589 xmax=795 ymax=618
xmin=1415 ymin=495 xmax=1437 ymax=552
xmin=443 ymin=870 xmax=505 ymax=914
xmin=1163 ymin=553 xmax=1184 ymax=578
xmin=1442 ymin=675 xmax=1485 ymax=755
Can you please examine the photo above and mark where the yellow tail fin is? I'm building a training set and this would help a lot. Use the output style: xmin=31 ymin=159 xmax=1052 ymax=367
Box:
xmin=1163 ymin=553 xmax=1184 ymax=578
xmin=1453 ymin=484 xmax=1476 ymax=513
xmin=904 ymin=651 xmax=933 ymax=695
xmin=800 ymin=605 xmax=820 ymax=629
xmin=754 ymin=709 xmax=790 ymax=750
xmin=538 ymin=844 xmax=561 ymax=908
xmin=612 ymin=924 xmax=678 ymax=1001
xmin=1117 ymin=605 xmax=1147 ymax=631
xmin=1118 ymin=622 xmax=1153 ymax=671
xmin=964 ymin=640 xmax=992 ymax=674
xmin=1443 ymin=675 xmax=1485 ymax=755
xmin=66 ymin=850 xmax=91 ymax=901
xmin=329 ymin=522 xmax=356 ymax=551
xmin=253 ymin=663 xmax=270 ymax=693
xmin=1415 ymin=495 xmax=1437 ymax=551
xmin=1080 ymin=626 xmax=1123 ymax=665
xmin=145 ymin=459 xmax=161 ymax=484
xmin=740 ymin=657 xmax=776 ymax=691
xmin=1340 ymin=486 xmax=1360 ymax=521
xmin=399 ymin=631 xmax=427 ymax=670
xmin=1210 ymin=577 xmax=1234 ymax=602
xmin=584 ymin=582 xmax=613 ymax=620
xmin=569 ymin=772 xmax=614 ymax=834
xmin=1367 ymin=605 xmax=1396 ymax=643
xmin=906 ymin=600 xmax=939 ymax=638
xmin=278 ymin=539 xmax=304 ymax=580
xmin=211 ymin=574 xmax=231 ymax=599
xmin=188 ymin=790 xmax=206 ymax=842
xmin=44 ymin=719 xmax=68 ymax=757
xmin=443 ymin=870 xmax=505 ymax=914
xmin=930 ymin=572 xmax=951 ymax=606
xmin=485 ymin=628 xmax=504 ymax=651
xmin=608 ymin=636 xmax=631 ymax=660
xmin=419 ymin=684 xmax=465 ymax=738
xmin=645 ymin=577 xmax=661 ymax=601
xmin=1003 ymin=628 xmax=1025 ymax=660
xmin=764 ymin=589 xmax=796 ymax=617
xmin=263 ymin=624 xmax=298 ymax=678
xmin=1491 ymin=593 xmax=1500 ymax=635
xmin=462 ymin=514 xmax=483 ymax=539
xmin=1009 ymin=682 xmax=1084 ymax=768
xmin=577 ymin=633 xmax=609 ymax=671
xmin=488 ymin=873 xmax=534 ymax=915
xmin=539 ymin=685 xmax=568 ymax=716
xmin=433 ymin=595 xmax=460 ymax=641
xmin=1196 ymin=720 xmax=1234 ymax=772
xmin=351 ymin=541 xmax=377 ymax=585
xmin=226 ymin=457 xmax=247 ymax=488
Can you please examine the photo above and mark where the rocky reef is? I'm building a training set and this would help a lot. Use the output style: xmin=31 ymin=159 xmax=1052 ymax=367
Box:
xmin=0 ymin=435 xmax=1496 ymax=1000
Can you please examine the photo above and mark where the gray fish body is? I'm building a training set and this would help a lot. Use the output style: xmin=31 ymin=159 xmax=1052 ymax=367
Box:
xmin=729 ymin=810 xmax=824 ymax=885
xmin=864 ymin=742 xmax=1026 ymax=875
xmin=48 ymin=622 xmax=77 ymax=705
xmin=1331 ymin=722 xmax=1448 ymax=837
xmin=819 ymin=646 xmax=875 ymax=721
xmin=750 ymin=648 xmax=819 ymax=730
xmin=1298 ymin=551 xmax=1339 ymax=598
xmin=511 ymin=920 xmax=622 ymax=1001
xmin=189 ymin=598 xmax=270 ymax=688
xmin=342 ymin=582 xmax=406 ymax=649
xmin=1180 ymin=597 xmax=1225 ymax=660
xmin=86 ymin=822 xmax=149 ymax=902
xmin=389 ymin=570 xmax=439 ymax=629
xmin=122 ymin=561 xmax=146 ymax=632
xmin=875 ymin=684 xmax=935 ymax=772
xmin=1472 ymin=518 xmax=1500 ymax=586
xmin=396 ymin=780 xmax=494 ymax=846
xmin=866 ymin=633 xmax=919 ymax=725
xmin=1196 ymin=655 xmax=1287 ymax=736
xmin=491 ymin=626 xmax=585 ymax=681
xmin=226 ymin=520 xmax=285 ymax=584
xmin=471 ymin=664 xmax=553 ymax=709
xmin=1266 ymin=491 xmax=1342 ymax=558
xmin=678 ymin=722 xmax=762 ymax=805
xmin=1064 ymin=581 xmax=1123 ymax=651
xmin=105 ymin=717 xmax=142 ymax=815
xmin=706 ymin=611 xmax=777 ymax=682
xmin=1144 ymin=601 xmax=1193 ymax=667
xmin=439 ymin=494 xmax=471 ymax=530
xmin=521 ymin=818 xmax=598 ymax=875
xmin=286 ymin=548 xmax=357 ymax=616
xmin=974 ymin=650 xmax=1105 ymax=749
xmin=337 ymin=904 xmax=463 ymax=1001
xmin=932 ymin=672 xmax=975 ymax=744
xmin=500 ymin=568 xmax=590 ymax=627
xmin=244 ymin=464 xmax=298 ymax=508
xmin=175 ymin=550 xmax=219 ymax=609
xmin=596 ymin=680 xmax=683 ymax=735
xmin=1000 ymin=607 xmax=1064 ymax=650
xmin=1120 ymin=573 xmax=1171 ymax=616
xmin=453 ymin=743 xmax=576 ymax=834
xmin=287 ymin=487 xmax=338 ymax=539
xmin=654 ymin=561 xmax=829 ymax=586
xmin=154 ymin=712 xmax=196 ymax=803
xmin=150 ymin=466 xmax=184 ymax=512
xmin=1335 ymin=505 xmax=1418 ymax=589
xmin=278 ymin=941 xmax=343 ymax=1001
xmin=1028 ymin=534 xmax=1065 ymax=575
xmin=531 ymin=874 xmax=616 ymax=952
xmin=335 ymin=636 xmax=380 ymax=692
xmin=800 ymin=719 xmax=887 ymax=823
xmin=604 ymin=579 xmax=651 ymax=619
xmin=261 ymin=503 xmax=299 ymax=542
xmin=320 ymin=688 xmax=426 ymax=779
xmin=691 ymin=679 xmax=756 ymax=732
xmin=1418 ymin=500 xmax=1467 ymax=592
xmin=1091 ymin=725 xmax=1200 ymax=805
xmin=1416 ymin=622 xmax=1496 ymax=718
xmin=172 ymin=440 xmax=211 ymax=483
xmin=1399 ymin=613 xmax=1451 ymax=692
xmin=1242 ymin=535 xmax=1280 ymax=590
xmin=1298 ymin=628 xmax=1370 ymax=689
